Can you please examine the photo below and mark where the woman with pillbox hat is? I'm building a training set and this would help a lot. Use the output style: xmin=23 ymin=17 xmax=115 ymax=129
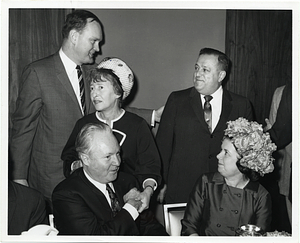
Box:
xmin=181 ymin=117 xmax=276 ymax=236
xmin=61 ymin=57 xmax=162 ymax=213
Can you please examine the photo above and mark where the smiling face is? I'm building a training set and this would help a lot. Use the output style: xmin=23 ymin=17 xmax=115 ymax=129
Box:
xmin=90 ymin=77 xmax=120 ymax=112
xmin=217 ymin=138 xmax=241 ymax=178
xmin=72 ymin=18 xmax=102 ymax=65
xmin=83 ymin=129 xmax=121 ymax=184
xmin=193 ymin=54 xmax=226 ymax=95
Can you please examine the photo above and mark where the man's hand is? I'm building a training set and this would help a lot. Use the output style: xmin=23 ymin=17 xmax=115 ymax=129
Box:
xmin=157 ymin=184 xmax=167 ymax=203
xmin=123 ymin=188 xmax=142 ymax=211
xmin=126 ymin=198 xmax=143 ymax=211
xmin=154 ymin=106 xmax=165 ymax=123
xmin=264 ymin=118 xmax=272 ymax=132
xmin=13 ymin=179 xmax=29 ymax=187
xmin=123 ymin=187 xmax=141 ymax=202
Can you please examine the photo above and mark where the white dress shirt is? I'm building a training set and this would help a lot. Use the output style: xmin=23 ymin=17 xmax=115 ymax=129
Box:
xmin=59 ymin=48 xmax=85 ymax=115
xmin=83 ymin=169 xmax=139 ymax=220
xmin=200 ymin=86 xmax=223 ymax=132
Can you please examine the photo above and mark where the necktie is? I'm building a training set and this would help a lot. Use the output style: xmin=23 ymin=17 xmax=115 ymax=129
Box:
xmin=76 ymin=65 xmax=86 ymax=115
xmin=204 ymin=95 xmax=213 ymax=133
xmin=106 ymin=184 xmax=121 ymax=217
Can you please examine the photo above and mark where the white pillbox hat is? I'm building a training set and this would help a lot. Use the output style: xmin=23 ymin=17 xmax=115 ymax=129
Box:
xmin=97 ymin=57 xmax=134 ymax=99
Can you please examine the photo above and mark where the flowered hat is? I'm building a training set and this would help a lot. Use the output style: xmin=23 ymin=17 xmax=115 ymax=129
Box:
xmin=224 ymin=117 xmax=277 ymax=176
xmin=97 ymin=57 xmax=134 ymax=99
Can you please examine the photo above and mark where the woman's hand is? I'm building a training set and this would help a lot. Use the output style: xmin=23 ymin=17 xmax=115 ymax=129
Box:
xmin=157 ymin=184 xmax=167 ymax=203
xmin=138 ymin=187 xmax=153 ymax=213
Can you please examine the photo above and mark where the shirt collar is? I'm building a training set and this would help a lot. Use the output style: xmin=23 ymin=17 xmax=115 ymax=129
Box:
xmin=59 ymin=48 xmax=77 ymax=76
xmin=200 ymin=85 xmax=223 ymax=101
xmin=83 ymin=169 xmax=107 ymax=194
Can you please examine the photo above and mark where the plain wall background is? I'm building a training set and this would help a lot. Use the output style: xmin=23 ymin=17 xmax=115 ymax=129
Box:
xmin=89 ymin=9 xmax=226 ymax=110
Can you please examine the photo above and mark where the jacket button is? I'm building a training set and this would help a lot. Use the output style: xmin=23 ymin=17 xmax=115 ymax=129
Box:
xmin=234 ymin=210 xmax=238 ymax=214
xmin=219 ymin=207 xmax=223 ymax=211
xmin=217 ymin=224 xmax=221 ymax=227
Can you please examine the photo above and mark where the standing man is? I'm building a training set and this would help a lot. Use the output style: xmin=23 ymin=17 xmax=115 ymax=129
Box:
xmin=52 ymin=123 xmax=167 ymax=235
xmin=10 ymin=9 xmax=162 ymax=209
xmin=156 ymin=47 xmax=254 ymax=204
xmin=10 ymin=10 xmax=102 ymax=206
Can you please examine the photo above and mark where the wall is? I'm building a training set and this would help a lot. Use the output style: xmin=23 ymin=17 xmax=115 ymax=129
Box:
xmin=88 ymin=9 xmax=226 ymax=109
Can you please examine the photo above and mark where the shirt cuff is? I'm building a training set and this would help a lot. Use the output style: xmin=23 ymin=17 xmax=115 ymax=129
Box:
xmin=142 ymin=178 xmax=157 ymax=191
xmin=151 ymin=110 xmax=155 ymax=127
xmin=123 ymin=203 xmax=139 ymax=220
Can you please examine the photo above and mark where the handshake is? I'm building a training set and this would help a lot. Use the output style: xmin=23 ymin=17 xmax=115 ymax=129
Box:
xmin=123 ymin=187 xmax=149 ymax=213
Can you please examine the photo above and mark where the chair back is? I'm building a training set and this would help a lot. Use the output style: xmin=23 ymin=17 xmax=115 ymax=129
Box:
xmin=163 ymin=203 xmax=187 ymax=236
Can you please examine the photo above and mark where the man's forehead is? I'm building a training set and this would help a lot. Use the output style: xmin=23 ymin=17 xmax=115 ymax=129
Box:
xmin=93 ymin=131 xmax=119 ymax=148
xmin=197 ymin=54 xmax=218 ymax=65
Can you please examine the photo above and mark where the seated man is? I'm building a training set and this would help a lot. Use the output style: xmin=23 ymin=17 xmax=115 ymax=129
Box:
xmin=8 ymin=180 xmax=49 ymax=235
xmin=52 ymin=122 xmax=167 ymax=236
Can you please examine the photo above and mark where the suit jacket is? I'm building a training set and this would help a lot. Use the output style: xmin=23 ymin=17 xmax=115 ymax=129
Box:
xmin=10 ymin=51 xmax=153 ymax=199
xmin=10 ymin=52 xmax=94 ymax=199
xmin=268 ymin=83 xmax=292 ymax=150
xmin=52 ymin=168 xmax=167 ymax=236
xmin=8 ymin=181 xmax=49 ymax=235
xmin=156 ymin=87 xmax=253 ymax=203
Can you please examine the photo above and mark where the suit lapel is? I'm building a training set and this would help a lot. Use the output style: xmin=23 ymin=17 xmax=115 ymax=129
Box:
xmin=52 ymin=52 xmax=83 ymax=115
xmin=189 ymin=88 xmax=210 ymax=131
xmin=112 ymin=182 xmax=125 ymax=207
xmin=189 ymin=88 xmax=234 ymax=134
xmin=78 ymin=169 xmax=112 ymax=213
xmin=82 ymin=64 xmax=96 ymax=114
xmin=214 ymin=89 xmax=233 ymax=132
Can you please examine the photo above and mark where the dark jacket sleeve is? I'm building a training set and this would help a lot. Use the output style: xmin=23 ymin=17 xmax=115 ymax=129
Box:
xmin=134 ymin=118 xmax=162 ymax=185
xmin=181 ymin=174 xmax=207 ymax=236
xmin=8 ymin=181 xmax=49 ymax=235
xmin=155 ymin=92 xmax=177 ymax=183
xmin=61 ymin=120 xmax=82 ymax=178
xmin=244 ymin=97 xmax=254 ymax=121
xmin=10 ymin=64 xmax=43 ymax=180
xmin=268 ymin=84 xmax=292 ymax=149
xmin=253 ymin=185 xmax=273 ymax=233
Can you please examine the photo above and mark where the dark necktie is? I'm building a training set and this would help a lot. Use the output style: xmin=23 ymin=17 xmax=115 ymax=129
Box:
xmin=76 ymin=65 xmax=86 ymax=115
xmin=106 ymin=184 xmax=121 ymax=217
xmin=204 ymin=95 xmax=213 ymax=133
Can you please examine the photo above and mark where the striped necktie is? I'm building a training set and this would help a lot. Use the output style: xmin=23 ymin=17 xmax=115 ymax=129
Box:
xmin=204 ymin=95 xmax=213 ymax=133
xmin=106 ymin=184 xmax=121 ymax=217
xmin=76 ymin=65 xmax=86 ymax=115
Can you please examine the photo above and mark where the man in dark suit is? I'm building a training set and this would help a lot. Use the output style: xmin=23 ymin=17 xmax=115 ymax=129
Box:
xmin=10 ymin=10 xmax=159 ymax=207
xmin=52 ymin=123 xmax=167 ymax=235
xmin=156 ymin=47 xmax=254 ymax=204
xmin=8 ymin=180 xmax=49 ymax=235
